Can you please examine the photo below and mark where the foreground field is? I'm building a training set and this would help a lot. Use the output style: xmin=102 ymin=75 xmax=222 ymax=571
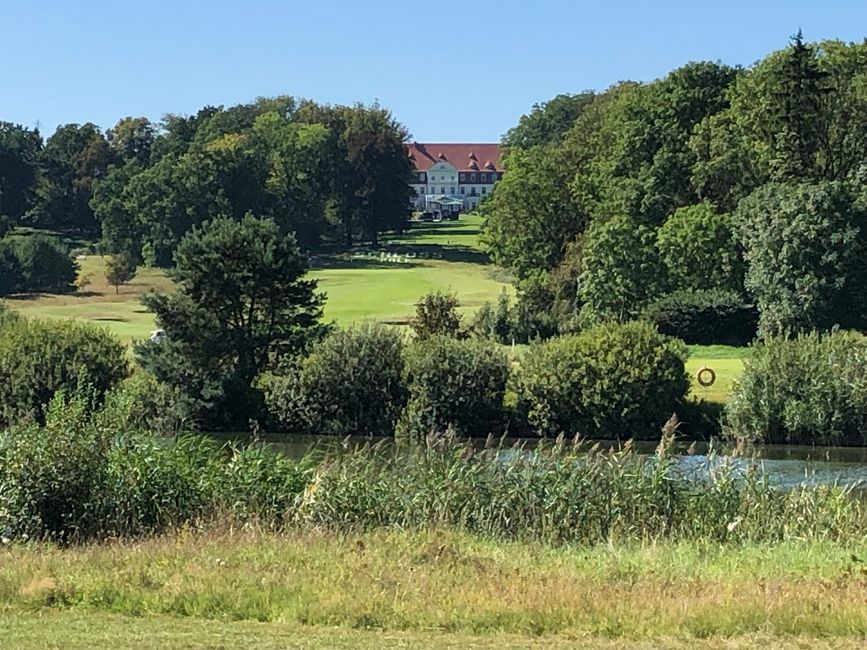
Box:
xmin=5 ymin=613 xmax=867 ymax=650
xmin=1 ymin=529 xmax=864 ymax=648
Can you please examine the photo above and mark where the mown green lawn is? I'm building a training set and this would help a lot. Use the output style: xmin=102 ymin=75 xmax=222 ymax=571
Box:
xmin=8 ymin=215 xmax=512 ymax=340
xmin=4 ymin=612 xmax=864 ymax=650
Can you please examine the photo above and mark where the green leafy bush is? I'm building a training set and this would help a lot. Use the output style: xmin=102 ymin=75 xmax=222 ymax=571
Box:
xmin=0 ymin=316 xmax=128 ymax=426
xmin=13 ymin=235 xmax=78 ymax=293
xmin=578 ymin=215 xmax=667 ymax=323
xmin=0 ymin=241 xmax=21 ymax=296
xmin=264 ymin=323 xmax=407 ymax=436
xmin=0 ymin=393 xmax=314 ymax=542
xmin=0 ymin=397 xmax=111 ymax=542
xmin=642 ymin=289 xmax=757 ymax=346
xmin=397 ymin=336 xmax=509 ymax=439
xmin=410 ymin=291 xmax=462 ymax=340
xmin=725 ymin=330 xmax=867 ymax=445
xmin=515 ymin=321 xmax=689 ymax=439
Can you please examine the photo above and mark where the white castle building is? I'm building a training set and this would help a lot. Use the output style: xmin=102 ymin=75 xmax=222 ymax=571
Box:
xmin=406 ymin=142 xmax=503 ymax=215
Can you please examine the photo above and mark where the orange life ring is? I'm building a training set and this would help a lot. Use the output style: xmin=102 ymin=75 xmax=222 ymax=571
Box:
xmin=696 ymin=366 xmax=716 ymax=387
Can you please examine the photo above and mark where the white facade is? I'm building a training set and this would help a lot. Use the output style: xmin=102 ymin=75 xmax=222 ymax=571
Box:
xmin=409 ymin=161 xmax=499 ymax=213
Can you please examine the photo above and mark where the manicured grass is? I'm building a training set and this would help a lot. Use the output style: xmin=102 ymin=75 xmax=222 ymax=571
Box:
xmin=7 ymin=216 xmax=512 ymax=341
xmin=1 ymin=529 xmax=865 ymax=646
xmin=4 ymin=612 xmax=865 ymax=650
xmin=686 ymin=357 xmax=744 ymax=403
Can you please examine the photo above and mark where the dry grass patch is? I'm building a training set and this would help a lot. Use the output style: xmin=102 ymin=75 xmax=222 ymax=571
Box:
xmin=0 ymin=529 xmax=865 ymax=642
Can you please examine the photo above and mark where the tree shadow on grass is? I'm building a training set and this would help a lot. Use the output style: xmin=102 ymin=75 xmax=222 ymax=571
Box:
xmin=6 ymin=290 xmax=100 ymax=302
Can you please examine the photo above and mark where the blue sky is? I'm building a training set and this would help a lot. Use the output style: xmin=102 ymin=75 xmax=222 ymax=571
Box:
xmin=2 ymin=1 xmax=865 ymax=142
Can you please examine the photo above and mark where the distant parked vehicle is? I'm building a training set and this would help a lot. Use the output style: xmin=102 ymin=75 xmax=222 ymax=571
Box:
xmin=419 ymin=212 xmax=435 ymax=222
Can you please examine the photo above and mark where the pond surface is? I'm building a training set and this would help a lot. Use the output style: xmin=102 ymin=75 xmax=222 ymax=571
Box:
xmin=211 ymin=433 xmax=867 ymax=491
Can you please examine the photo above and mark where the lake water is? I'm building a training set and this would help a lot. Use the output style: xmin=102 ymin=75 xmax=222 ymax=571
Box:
xmin=213 ymin=433 xmax=867 ymax=491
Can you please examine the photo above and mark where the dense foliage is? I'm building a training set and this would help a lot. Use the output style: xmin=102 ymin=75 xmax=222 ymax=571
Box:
xmin=656 ymin=203 xmax=743 ymax=293
xmin=0 ymin=314 xmax=128 ymax=426
xmin=514 ymin=321 xmax=689 ymax=439
xmin=397 ymin=336 xmax=509 ymax=439
xmin=0 ymin=394 xmax=310 ymax=542
xmin=136 ymin=215 xmax=324 ymax=429
xmin=642 ymin=289 xmax=758 ymax=346
xmin=482 ymin=36 xmax=867 ymax=338
xmin=725 ymin=331 xmax=867 ymax=445
xmin=735 ymin=181 xmax=867 ymax=335
xmin=0 ymin=98 xmax=414 ymax=266
xmin=578 ymin=215 xmax=666 ymax=323
xmin=410 ymin=291 xmax=462 ymax=340
xmin=0 ymin=235 xmax=77 ymax=296
xmin=264 ymin=323 xmax=407 ymax=436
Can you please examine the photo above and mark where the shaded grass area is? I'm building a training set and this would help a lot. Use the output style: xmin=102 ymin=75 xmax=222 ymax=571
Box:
xmin=0 ymin=529 xmax=865 ymax=644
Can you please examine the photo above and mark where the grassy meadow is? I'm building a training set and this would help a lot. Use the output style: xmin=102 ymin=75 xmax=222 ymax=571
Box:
xmin=1 ymin=529 xmax=865 ymax=648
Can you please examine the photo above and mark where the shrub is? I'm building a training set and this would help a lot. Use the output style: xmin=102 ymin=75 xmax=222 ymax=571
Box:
xmin=13 ymin=235 xmax=77 ymax=293
xmin=397 ymin=336 xmax=509 ymax=439
xmin=0 ymin=316 xmax=128 ymax=426
xmin=0 ymin=393 xmax=313 ymax=542
xmin=411 ymin=291 xmax=462 ymax=340
xmin=724 ymin=330 xmax=867 ymax=445
xmin=469 ymin=290 xmax=514 ymax=344
xmin=515 ymin=321 xmax=689 ymax=439
xmin=642 ymin=289 xmax=758 ymax=346
xmin=264 ymin=323 xmax=407 ymax=436
xmin=0 ymin=396 xmax=110 ymax=542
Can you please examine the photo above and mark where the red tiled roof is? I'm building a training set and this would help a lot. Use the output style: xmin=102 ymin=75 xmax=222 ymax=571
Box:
xmin=407 ymin=143 xmax=503 ymax=172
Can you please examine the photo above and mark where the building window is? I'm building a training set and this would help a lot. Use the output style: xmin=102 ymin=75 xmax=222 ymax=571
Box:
xmin=460 ymin=187 xmax=465 ymax=194
xmin=470 ymin=173 xmax=476 ymax=181
xmin=460 ymin=173 xmax=466 ymax=182
xmin=480 ymin=173 xmax=487 ymax=182
xmin=482 ymin=187 xmax=487 ymax=195
xmin=450 ymin=186 xmax=455 ymax=194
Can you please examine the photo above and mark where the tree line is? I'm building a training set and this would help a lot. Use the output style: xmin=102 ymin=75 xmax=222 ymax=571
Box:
xmin=481 ymin=34 xmax=867 ymax=338
xmin=0 ymin=97 xmax=414 ymax=266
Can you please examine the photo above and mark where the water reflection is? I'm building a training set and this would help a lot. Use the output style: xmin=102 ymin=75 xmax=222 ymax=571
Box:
xmin=209 ymin=433 xmax=867 ymax=491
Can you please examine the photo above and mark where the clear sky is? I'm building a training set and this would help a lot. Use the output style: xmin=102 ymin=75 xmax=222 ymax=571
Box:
xmin=2 ymin=1 xmax=865 ymax=142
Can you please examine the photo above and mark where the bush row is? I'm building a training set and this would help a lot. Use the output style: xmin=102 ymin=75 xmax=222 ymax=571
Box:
xmin=642 ymin=289 xmax=758 ymax=347
xmin=263 ymin=320 xmax=691 ymax=440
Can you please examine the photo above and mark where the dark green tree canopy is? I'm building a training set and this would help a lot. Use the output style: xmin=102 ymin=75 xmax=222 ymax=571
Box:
xmin=735 ymin=181 xmax=867 ymax=335
xmin=137 ymin=215 xmax=324 ymax=429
